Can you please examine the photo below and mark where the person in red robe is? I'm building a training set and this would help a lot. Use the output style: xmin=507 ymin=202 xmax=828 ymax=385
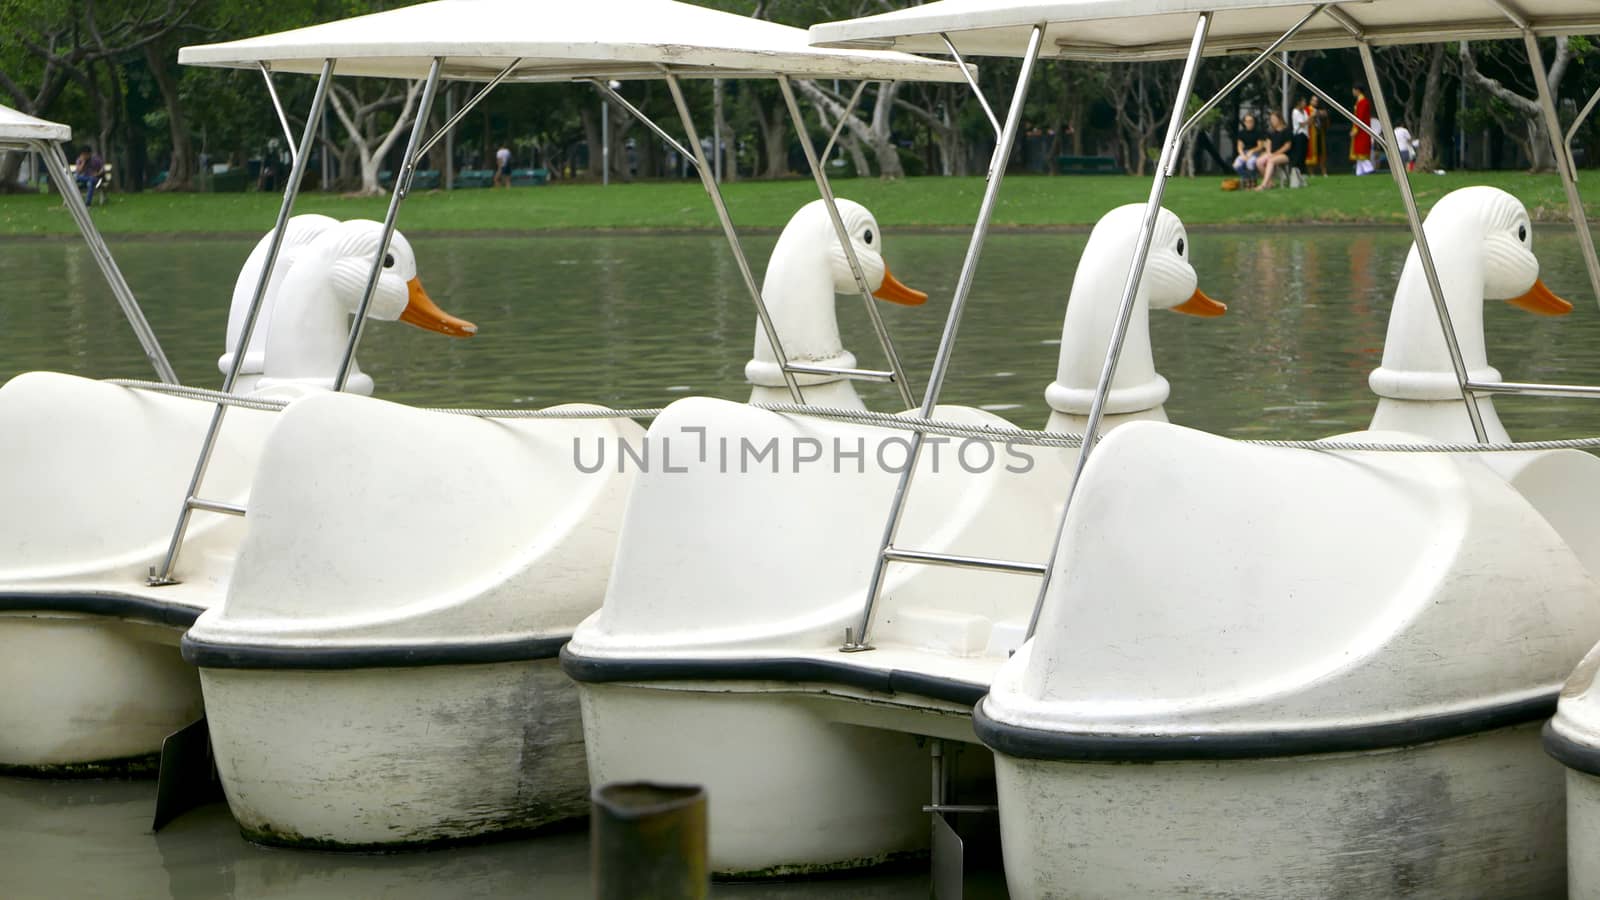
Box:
xmin=1350 ymin=85 xmax=1374 ymax=175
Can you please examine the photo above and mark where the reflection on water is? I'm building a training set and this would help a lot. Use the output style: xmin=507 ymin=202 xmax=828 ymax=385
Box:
xmin=3 ymin=225 xmax=1600 ymax=897
xmin=5 ymin=228 xmax=1600 ymax=439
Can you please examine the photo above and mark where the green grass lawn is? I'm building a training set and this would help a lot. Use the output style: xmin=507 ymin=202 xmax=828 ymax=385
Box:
xmin=1 ymin=171 xmax=1592 ymax=237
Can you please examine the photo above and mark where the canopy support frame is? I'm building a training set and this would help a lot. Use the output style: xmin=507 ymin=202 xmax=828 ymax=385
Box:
xmin=258 ymin=63 xmax=300 ymax=169
xmin=1519 ymin=30 xmax=1600 ymax=310
xmin=778 ymin=74 xmax=917 ymax=410
xmin=820 ymin=81 xmax=870 ymax=163
xmin=843 ymin=23 xmax=1046 ymax=653
xmin=1174 ymin=5 xmax=1325 ymax=145
xmin=939 ymin=34 xmax=1000 ymax=142
xmin=17 ymin=138 xmax=178 ymax=385
xmin=663 ymin=68 xmax=806 ymax=403
xmin=150 ymin=58 xmax=335 ymax=586
xmin=416 ymin=58 xmax=523 ymax=162
xmin=333 ymin=57 xmax=445 ymax=391
xmin=1024 ymin=12 xmax=1215 ymax=640
xmin=1350 ymin=29 xmax=1489 ymax=443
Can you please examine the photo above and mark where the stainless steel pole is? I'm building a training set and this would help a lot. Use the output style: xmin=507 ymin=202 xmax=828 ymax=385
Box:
xmin=1358 ymin=39 xmax=1488 ymax=443
xmin=1025 ymin=14 xmax=1212 ymax=640
xmin=602 ymin=92 xmax=610 ymax=187
xmin=846 ymin=24 xmax=1046 ymax=651
xmin=41 ymin=141 xmax=177 ymax=384
xmin=1523 ymin=32 xmax=1600 ymax=310
xmin=150 ymin=58 xmax=335 ymax=585
xmin=777 ymin=75 xmax=917 ymax=410
xmin=664 ymin=70 xmax=804 ymax=403
xmin=333 ymin=58 xmax=444 ymax=392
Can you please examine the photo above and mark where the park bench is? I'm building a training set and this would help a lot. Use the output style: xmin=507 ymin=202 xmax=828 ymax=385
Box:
xmin=1055 ymin=155 xmax=1122 ymax=175
xmin=511 ymin=167 xmax=550 ymax=186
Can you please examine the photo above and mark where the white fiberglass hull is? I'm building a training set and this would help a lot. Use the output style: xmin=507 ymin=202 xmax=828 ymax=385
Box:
xmin=0 ymin=614 xmax=201 ymax=774
xmin=991 ymin=723 xmax=1564 ymax=900
xmin=200 ymin=657 xmax=586 ymax=849
xmin=576 ymin=680 xmax=946 ymax=877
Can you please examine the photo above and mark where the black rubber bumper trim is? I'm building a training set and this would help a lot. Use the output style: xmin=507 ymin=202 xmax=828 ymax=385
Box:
xmin=181 ymin=633 xmax=570 ymax=670
xmin=0 ymin=592 xmax=200 ymax=628
xmin=972 ymin=692 xmax=1558 ymax=762
xmin=1544 ymin=719 xmax=1600 ymax=777
xmin=558 ymin=646 xmax=988 ymax=707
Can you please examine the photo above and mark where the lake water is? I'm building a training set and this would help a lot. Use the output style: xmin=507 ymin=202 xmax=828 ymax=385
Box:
xmin=2 ymin=222 xmax=1599 ymax=898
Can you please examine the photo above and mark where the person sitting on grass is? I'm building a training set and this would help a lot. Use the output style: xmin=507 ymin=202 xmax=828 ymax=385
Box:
xmin=74 ymin=146 xmax=104 ymax=206
xmin=1232 ymin=113 xmax=1266 ymax=187
xmin=1255 ymin=111 xmax=1294 ymax=191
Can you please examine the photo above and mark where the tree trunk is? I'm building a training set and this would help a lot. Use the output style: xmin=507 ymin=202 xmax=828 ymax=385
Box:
xmin=1414 ymin=44 xmax=1446 ymax=172
xmin=1460 ymin=38 xmax=1570 ymax=172
xmin=144 ymin=44 xmax=194 ymax=190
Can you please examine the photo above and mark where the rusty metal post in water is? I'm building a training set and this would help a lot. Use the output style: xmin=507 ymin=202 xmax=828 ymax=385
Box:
xmin=591 ymin=782 xmax=708 ymax=899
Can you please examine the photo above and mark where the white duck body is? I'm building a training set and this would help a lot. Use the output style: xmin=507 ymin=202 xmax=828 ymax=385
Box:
xmin=255 ymin=220 xmax=475 ymax=394
xmin=978 ymin=420 xmax=1600 ymax=899
xmin=220 ymin=213 xmax=339 ymax=394
xmin=185 ymin=391 xmax=641 ymax=848
xmin=0 ymin=220 xmax=473 ymax=774
xmin=565 ymin=207 xmax=1219 ymax=877
xmin=1047 ymin=204 xmax=1223 ymax=435
xmin=1367 ymin=186 xmax=1565 ymax=444
xmin=1364 ymin=187 xmax=1600 ymax=579
xmin=171 ymin=200 xmax=921 ymax=849
xmin=747 ymin=198 xmax=925 ymax=411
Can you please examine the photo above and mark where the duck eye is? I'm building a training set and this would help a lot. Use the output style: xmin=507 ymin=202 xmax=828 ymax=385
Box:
xmin=863 ymin=229 xmax=874 ymax=245
xmin=1518 ymin=225 xmax=1528 ymax=242
xmin=383 ymin=253 xmax=395 ymax=269
xmin=1176 ymin=238 xmax=1186 ymax=256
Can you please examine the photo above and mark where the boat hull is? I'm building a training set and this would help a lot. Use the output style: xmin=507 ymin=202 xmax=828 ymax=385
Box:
xmin=0 ymin=614 xmax=200 ymax=775
xmin=201 ymin=657 xmax=587 ymax=850
xmin=576 ymin=681 xmax=932 ymax=877
xmin=1569 ymin=770 xmax=1600 ymax=899
xmin=993 ymin=723 xmax=1564 ymax=900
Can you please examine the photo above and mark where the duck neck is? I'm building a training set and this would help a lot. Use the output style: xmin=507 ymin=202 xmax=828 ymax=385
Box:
xmin=1044 ymin=270 xmax=1168 ymax=432
xmin=1368 ymin=240 xmax=1503 ymax=441
xmin=260 ymin=247 xmax=372 ymax=395
xmin=746 ymin=228 xmax=861 ymax=409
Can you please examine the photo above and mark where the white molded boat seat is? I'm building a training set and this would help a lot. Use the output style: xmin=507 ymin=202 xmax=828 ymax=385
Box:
xmin=984 ymin=420 xmax=1600 ymax=740
xmin=187 ymin=391 xmax=641 ymax=650
xmin=573 ymin=396 xmax=1071 ymax=676
xmin=0 ymin=371 xmax=276 ymax=595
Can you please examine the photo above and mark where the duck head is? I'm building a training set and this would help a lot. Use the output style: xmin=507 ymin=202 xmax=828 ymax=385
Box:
xmin=747 ymin=198 xmax=925 ymax=410
xmin=1046 ymin=204 xmax=1224 ymax=433
xmin=1369 ymin=186 xmax=1569 ymax=441
xmin=258 ymin=220 xmax=475 ymax=395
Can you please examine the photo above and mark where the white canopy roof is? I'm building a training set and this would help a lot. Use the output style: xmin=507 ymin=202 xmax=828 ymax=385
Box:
xmin=810 ymin=0 xmax=1600 ymax=62
xmin=179 ymin=0 xmax=969 ymax=83
xmin=0 ymin=103 xmax=71 ymax=145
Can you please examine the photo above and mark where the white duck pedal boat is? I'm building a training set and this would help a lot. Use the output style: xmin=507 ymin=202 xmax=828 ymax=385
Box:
xmin=562 ymin=205 xmax=1223 ymax=876
xmin=179 ymin=198 xmax=927 ymax=850
xmin=0 ymin=219 xmax=472 ymax=775
xmin=977 ymin=189 xmax=1600 ymax=900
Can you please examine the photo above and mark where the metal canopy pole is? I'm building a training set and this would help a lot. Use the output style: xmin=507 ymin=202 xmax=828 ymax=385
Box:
xmin=150 ymin=58 xmax=335 ymax=586
xmin=334 ymin=57 xmax=445 ymax=392
xmin=663 ymin=69 xmax=805 ymax=403
xmin=820 ymin=80 xmax=869 ymax=163
xmin=415 ymin=59 xmax=521 ymax=161
xmin=777 ymin=74 xmax=917 ymax=411
xmin=258 ymin=64 xmax=299 ymax=168
xmin=1521 ymin=31 xmax=1600 ymax=309
xmin=1569 ymin=84 xmax=1600 ymax=170
xmin=35 ymin=140 xmax=178 ymax=385
xmin=1270 ymin=56 xmax=1385 ymax=149
xmin=1176 ymin=5 xmax=1325 ymax=143
xmin=1024 ymin=13 xmax=1212 ymax=640
xmin=845 ymin=24 xmax=1047 ymax=652
xmin=1349 ymin=34 xmax=1490 ymax=443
